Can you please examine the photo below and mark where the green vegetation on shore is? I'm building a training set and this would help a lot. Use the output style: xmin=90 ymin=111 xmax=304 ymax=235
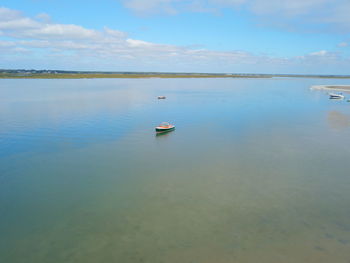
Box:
xmin=1 ymin=70 xmax=350 ymax=79
xmin=0 ymin=72 xmax=270 ymax=79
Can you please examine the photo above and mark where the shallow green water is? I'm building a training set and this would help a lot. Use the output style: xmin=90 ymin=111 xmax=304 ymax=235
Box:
xmin=1 ymin=78 xmax=350 ymax=263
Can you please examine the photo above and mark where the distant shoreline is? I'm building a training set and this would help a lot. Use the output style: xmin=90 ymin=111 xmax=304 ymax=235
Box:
xmin=0 ymin=73 xmax=272 ymax=79
xmin=1 ymin=71 xmax=350 ymax=79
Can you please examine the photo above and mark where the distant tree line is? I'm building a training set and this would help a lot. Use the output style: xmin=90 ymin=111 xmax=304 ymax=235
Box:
xmin=1 ymin=69 xmax=350 ymax=78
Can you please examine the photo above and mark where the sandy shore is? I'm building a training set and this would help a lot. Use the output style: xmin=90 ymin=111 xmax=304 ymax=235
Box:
xmin=311 ymin=85 xmax=350 ymax=91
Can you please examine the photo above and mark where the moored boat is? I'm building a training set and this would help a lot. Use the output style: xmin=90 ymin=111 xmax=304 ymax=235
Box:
xmin=155 ymin=122 xmax=175 ymax=132
xmin=329 ymin=92 xmax=345 ymax=99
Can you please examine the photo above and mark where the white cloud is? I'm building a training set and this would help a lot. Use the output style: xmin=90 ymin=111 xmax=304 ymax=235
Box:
xmin=0 ymin=40 xmax=15 ymax=48
xmin=309 ymin=50 xmax=328 ymax=56
xmin=122 ymin=0 xmax=180 ymax=15
xmin=25 ymin=24 xmax=99 ymax=40
xmin=35 ymin=13 xmax=52 ymax=23
xmin=248 ymin=0 xmax=330 ymax=16
xmin=296 ymin=50 xmax=341 ymax=65
xmin=0 ymin=17 xmax=40 ymax=30
xmin=117 ymin=0 xmax=350 ymax=32
xmin=103 ymin=27 xmax=127 ymax=38
xmin=126 ymin=38 xmax=154 ymax=47
xmin=209 ymin=0 xmax=246 ymax=6
xmin=119 ymin=0 xmax=332 ymax=15
xmin=0 ymin=6 xmax=350 ymax=74
xmin=0 ymin=40 xmax=31 ymax=55
xmin=0 ymin=7 xmax=22 ymax=21
xmin=338 ymin=42 xmax=348 ymax=47
xmin=0 ymin=20 xmax=99 ymax=40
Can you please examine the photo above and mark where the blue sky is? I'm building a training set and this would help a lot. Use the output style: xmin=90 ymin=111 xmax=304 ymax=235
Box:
xmin=1 ymin=0 xmax=350 ymax=74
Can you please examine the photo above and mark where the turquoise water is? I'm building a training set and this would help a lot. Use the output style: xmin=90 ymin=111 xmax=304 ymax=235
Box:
xmin=1 ymin=78 xmax=350 ymax=262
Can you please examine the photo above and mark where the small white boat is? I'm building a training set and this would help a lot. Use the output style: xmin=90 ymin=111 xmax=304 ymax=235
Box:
xmin=157 ymin=96 xmax=166 ymax=99
xmin=155 ymin=122 xmax=175 ymax=132
xmin=329 ymin=92 xmax=345 ymax=99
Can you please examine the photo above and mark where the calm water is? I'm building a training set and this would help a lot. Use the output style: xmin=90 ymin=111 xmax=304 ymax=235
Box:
xmin=1 ymin=78 xmax=350 ymax=263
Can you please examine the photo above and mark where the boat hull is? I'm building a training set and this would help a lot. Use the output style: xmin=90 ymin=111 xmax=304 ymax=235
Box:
xmin=329 ymin=93 xmax=344 ymax=99
xmin=330 ymin=96 xmax=344 ymax=99
xmin=155 ymin=127 xmax=175 ymax=132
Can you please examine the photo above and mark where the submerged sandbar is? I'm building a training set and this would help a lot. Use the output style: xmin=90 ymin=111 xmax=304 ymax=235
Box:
xmin=311 ymin=85 xmax=350 ymax=91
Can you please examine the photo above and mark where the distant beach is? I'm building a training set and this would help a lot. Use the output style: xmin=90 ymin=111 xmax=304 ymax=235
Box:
xmin=311 ymin=85 xmax=350 ymax=91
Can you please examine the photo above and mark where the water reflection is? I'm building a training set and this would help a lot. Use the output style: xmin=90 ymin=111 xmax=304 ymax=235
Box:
xmin=155 ymin=130 xmax=175 ymax=137
xmin=327 ymin=111 xmax=350 ymax=130
xmin=1 ymin=78 xmax=350 ymax=263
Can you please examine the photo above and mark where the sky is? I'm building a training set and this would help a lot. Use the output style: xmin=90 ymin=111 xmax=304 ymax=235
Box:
xmin=1 ymin=0 xmax=350 ymax=74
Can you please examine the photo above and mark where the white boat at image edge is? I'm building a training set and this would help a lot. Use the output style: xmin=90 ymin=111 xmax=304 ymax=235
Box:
xmin=329 ymin=92 xmax=345 ymax=99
